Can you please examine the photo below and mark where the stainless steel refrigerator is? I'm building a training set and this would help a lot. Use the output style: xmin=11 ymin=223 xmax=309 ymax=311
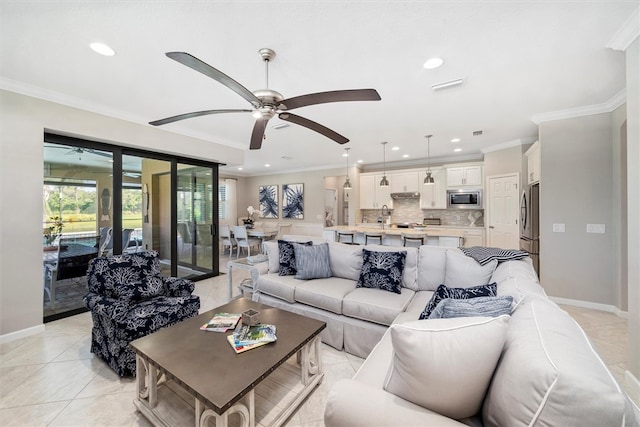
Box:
xmin=520 ymin=183 xmax=540 ymax=276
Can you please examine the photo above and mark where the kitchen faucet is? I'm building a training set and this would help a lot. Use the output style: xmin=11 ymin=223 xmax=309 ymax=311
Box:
xmin=380 ymin=204 xmax=390 ymax=230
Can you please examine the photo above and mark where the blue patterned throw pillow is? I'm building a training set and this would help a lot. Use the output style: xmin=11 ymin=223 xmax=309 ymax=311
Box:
xmin=419 ymin=283 xmax=498 ymax=319
xmin=428 ymin=296 xmax=513 ymax=319
xmin=278 ymin=240 xmax=311 ymax=276
xmin=357 ymin=249 xmax=407 ymax=294
xmin=294 ymin=243 xmax=332 ymax=280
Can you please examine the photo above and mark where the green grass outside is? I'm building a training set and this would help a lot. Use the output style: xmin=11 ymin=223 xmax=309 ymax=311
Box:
xmin=48 ymin=213 xmax=142 ymax=234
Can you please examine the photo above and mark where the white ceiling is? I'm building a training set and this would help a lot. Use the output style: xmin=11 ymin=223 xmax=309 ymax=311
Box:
xmin=2 ymin=1 xmax=636 ymax=176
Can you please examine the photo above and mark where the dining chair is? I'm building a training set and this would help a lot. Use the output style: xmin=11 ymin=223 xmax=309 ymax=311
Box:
xmin=275 ymin=223 xmax=292 ymax=240
xmin=219 ymin=224 xmax=236 ymax=257
xmin=232 ymin=225 xmax=261 ymax=258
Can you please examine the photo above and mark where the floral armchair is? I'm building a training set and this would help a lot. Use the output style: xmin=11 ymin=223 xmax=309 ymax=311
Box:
xmin=83 ymin=250 xmax=200 ymax=376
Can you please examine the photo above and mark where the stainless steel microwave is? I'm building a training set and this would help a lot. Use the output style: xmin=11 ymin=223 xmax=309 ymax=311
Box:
xmin=447 ymin=189 xmax=482 ymax=209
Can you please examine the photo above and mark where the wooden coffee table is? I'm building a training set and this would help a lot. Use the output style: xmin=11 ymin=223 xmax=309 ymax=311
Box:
xmin=130 ymin=298 xmax=326 ymax=427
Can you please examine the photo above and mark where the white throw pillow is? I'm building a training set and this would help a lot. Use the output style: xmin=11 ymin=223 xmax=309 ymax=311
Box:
xmin=384 ymin=316 xmax=510 ymax=419
xmin=445 ymin=249 xmax=497 ymax=287
xmin=263 ymin=240 xmax=280 ymax=273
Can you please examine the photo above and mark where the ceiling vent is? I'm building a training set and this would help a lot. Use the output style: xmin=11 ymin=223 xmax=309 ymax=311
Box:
xmin=473 ymin=130 xmax=483 ymax=136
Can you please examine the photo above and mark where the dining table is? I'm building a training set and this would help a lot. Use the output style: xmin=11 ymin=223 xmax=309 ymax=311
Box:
xmin=246 ymin=227 xmax=278 ymax=252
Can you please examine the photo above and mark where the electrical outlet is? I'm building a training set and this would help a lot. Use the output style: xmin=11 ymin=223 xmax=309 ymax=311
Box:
xmin=587 ymin=224 xmax=606 ymax=234
xmin=552 ymin=223 xmax=565 ymax=233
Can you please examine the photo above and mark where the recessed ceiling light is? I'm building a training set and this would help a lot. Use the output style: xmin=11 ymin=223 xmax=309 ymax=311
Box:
xmin=451 ymin=138 xmax=461 ymax=143
xmin=454 ymin=148 xmax=463 ymax=152
xmin=402 ymin=154 xmax=410 ymax=158
xmin=237 ymin=167 xmax=243 ymax=170
xmin=423 ymin=57 xmax=444 ymax=69
xmin=342 ymin=153 xmax=349 ymax=157
xmin=89 ymin=42 xmax=115 ymax=56
xmin=264 ymin=164 xmax=271 ymax=167
xmin=357 ymin=159 xmax=363 ymax=163
xmin=391 ymin=146 xmax=400 ymax=151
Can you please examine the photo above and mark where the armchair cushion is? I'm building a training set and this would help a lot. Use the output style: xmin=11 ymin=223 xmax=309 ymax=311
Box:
xmin=164 ymin=276 xmax=196 ymax=297
xmin=113 ymin=277 xmax=165 ymax=303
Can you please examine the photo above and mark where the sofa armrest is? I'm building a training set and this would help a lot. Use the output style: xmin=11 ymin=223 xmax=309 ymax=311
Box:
xmin=324 ymin=379 xmax=468 ymax=427
xmin=163 ymin=277 xmax=195 ymax=297
xmin=83 ymin=293 xmax=129 ymax=322
xmin=250 ymin=261 xmax=269 ymax=283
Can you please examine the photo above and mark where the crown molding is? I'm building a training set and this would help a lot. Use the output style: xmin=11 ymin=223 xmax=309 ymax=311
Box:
xmin=531 ymin=89 xmax=627 ymax=124
xmin=607 ymin=7 xmax=639 ymax=51
xmin=482 ymin=137 xmax=537 ymax=154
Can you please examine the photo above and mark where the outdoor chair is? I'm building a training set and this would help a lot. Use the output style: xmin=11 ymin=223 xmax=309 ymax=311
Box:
xmin=83 ymin=250 xmax=200 ymax=376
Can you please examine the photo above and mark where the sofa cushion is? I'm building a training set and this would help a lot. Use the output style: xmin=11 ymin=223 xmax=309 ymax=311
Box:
xmin=384 ymin=316 xmax=510 ymax=419
xmin=294 ymin=243 xmax=332 ymax=279
xmin=343 ymin=287 xmax=415 ymax=326
xmin=364 ymin=244 xmax=418 ymax=290
xmin=357 ymin=249 xmax=406 ymax=294
xmin=255 ymin=273 xmax=304 ymax=303
xmin=483 ymin=297 xmax=633 ymax=427
xmin=416 ymin=245 xmax=448 ymax=291
xmin=428 ymin=296 xmax=513 ymax=319
xmin=294 ymin=277 xmax=356 ymax=314
xmin=490 ymin=258 xmax=538 ymax=284
xmin=445 ymin=249 xmax=497 ymax=287
xmin=263 ymin=241 xmax=280 ymax=273
xmin=279 ymin=240 xmax=312 ymax=276
xmin=419 ymin=283 xmax=498 ymax=320
xmin=328 ymin=242 xmax=363 ymax=281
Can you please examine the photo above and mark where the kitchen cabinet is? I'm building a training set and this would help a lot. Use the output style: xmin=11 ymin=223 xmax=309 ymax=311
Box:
xmin=391 ymin=172 xmax=420 ymax=193
xmin=446 ymin=165 xmax=483 ymax=187
xmin=461 ymin=228 xmax=485 ymax=247
xmin=360 ymin=174 xmax=393 ymax=209
xmin=525 ymin=141 xmax=540 ymax=184
xmin=419 ymin=168 xmax=447 ymax=209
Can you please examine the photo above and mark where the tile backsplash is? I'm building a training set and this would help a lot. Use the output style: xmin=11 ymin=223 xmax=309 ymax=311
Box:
xmin=360 ymin=199 xmax=484 ymax=227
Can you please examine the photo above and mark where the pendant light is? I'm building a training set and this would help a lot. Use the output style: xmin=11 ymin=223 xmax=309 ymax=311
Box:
xmin=423 ymin=134 xmax=435 ymax=185
xmin=343 ymin=147 xmax=352 ymax=189
xmin=379 ymin=141 xmax=389 ymax=187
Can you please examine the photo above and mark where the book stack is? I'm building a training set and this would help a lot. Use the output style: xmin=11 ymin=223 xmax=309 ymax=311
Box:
xmin=227 ymin=323 xmax=277 ymax=353
xmin=200 ymin=313 xmax=242 ymax=333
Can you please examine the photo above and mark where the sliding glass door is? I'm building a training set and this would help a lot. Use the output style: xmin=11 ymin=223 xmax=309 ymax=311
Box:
xmin=43 ymin=134 xmax=219 ymax=322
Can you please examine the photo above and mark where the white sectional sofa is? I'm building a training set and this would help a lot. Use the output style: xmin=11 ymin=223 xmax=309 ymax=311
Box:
xmin=251 ymin=238 xmax=639 ymax=426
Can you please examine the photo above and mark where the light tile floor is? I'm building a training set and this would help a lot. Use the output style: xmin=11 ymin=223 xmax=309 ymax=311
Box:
xmin=1 ymin=273 xmax=638 ymax=426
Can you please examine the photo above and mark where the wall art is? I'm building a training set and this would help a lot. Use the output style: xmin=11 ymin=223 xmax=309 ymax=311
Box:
xmin=282 ymin=183 xmax=304 ymax=219
xmin=259 ymin=185 xmax=279 ymax=218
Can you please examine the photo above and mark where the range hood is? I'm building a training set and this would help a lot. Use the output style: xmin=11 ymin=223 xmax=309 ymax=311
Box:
xmin=390 ymin=192 xmax=420 ymax=200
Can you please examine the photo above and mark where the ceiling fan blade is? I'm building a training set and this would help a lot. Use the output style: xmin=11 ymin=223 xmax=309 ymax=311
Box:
xmin=278 ymin=113 xmax=349 ymax=144
xmin=166 ymin=52 xmax=262 ymax=108
xmin=149 ymin=109 xmax=253 ymax=126
xmin=85 ymin=149 xmax=113 ymax=158
xmin=250 ymin=119 xmax=269 ymax=150
xmin=278 ymin=89 xmax=381 ymax=111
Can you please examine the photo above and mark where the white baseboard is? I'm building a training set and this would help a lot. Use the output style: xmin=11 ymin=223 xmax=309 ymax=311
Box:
xmin=549 ymin=296 xmax=628 ymax=318
xmin=0 ymin=324 xmax=45 ymax=344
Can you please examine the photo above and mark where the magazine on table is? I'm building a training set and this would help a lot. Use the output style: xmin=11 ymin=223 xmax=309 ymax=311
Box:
xmin=226 ymin=335 xmax=272 ymax=353
xmin=232 ymin=323 xmax=277 ymax=346
xmin=200 ymin=312 xmax=242 ymax=332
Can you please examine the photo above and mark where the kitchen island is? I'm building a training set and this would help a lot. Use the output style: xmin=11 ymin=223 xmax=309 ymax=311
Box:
xmin=323 ymin=225 xmax=484 ymax=247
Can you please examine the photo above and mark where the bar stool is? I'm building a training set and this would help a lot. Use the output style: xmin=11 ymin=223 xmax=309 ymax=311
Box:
xmin=364 ymin=231 xmax=384 ymax=245
xmin=401 ymin=232 xmax=428 ymax=247
xmin=337 ymin=230 xmax=357 ymax=244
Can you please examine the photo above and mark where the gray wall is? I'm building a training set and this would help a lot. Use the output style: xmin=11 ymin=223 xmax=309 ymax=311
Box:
xmin=539 ymin=113 xmax=615 ymax=304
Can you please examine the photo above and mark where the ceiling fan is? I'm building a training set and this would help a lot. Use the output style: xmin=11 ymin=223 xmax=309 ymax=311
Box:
xmin=46 ymin=145 xmax=112 ymax=161
xmin=149 ymin=48 xmax=381 ymax=149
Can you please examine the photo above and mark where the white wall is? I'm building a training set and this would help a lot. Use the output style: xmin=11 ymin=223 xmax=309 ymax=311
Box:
xmin=0 ymin=90 xmax=243 ymax=337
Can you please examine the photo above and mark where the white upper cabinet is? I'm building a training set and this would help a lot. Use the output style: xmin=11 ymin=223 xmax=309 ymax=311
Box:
xmin=446 ymin=165 xmax=483 ymax=187
xmin=391 ymin=172 xmax=420 ymax=193
xmin=525 ymin=141 xmax=540 ymax=184
xmin=360 ymin=174 xmax=393 ymax=209
xmin=419 ymin=168 xmax=447 ymax=209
